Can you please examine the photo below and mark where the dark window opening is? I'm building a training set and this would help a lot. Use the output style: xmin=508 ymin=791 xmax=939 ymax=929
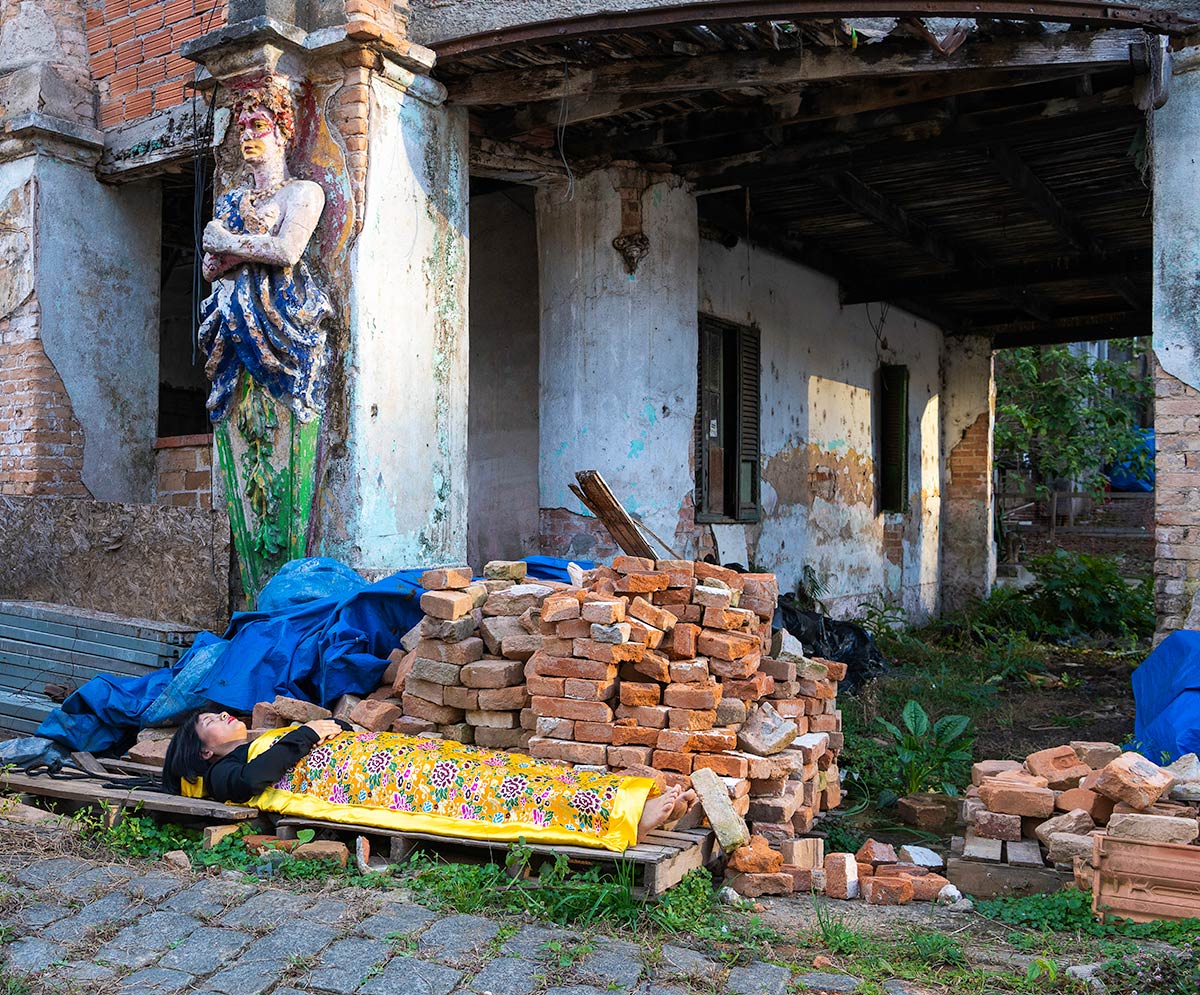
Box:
xmin=157 ymin=169 xmax=213 ymax=438
xmin=877 ymin=363 xmax=910 ymax=514
xmin=695 ymin=314 xmax=761 ymax=523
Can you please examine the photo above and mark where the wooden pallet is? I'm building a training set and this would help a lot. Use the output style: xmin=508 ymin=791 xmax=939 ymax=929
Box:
xmin=0 ymin=765 xmax=258 ymax=823
xmin=275 ymin=816 xmax=717 ymax=898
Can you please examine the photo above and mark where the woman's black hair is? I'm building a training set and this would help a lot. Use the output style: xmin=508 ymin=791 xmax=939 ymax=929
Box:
xmin=162 ymin=709 xmax=214 ymax=795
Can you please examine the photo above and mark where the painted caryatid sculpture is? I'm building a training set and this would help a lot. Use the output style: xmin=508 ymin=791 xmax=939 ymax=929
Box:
xmin=199 ymin=77 xmax=332 ymax=602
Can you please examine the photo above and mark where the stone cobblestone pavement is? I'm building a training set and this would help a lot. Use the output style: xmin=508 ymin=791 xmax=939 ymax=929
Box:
xmin=0 ymin=831 xmax=928 ymax=995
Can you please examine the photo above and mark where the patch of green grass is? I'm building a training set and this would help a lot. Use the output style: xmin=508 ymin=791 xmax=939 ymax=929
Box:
xmin=402 ymin=851 xmax=777 ymax=953
xmin=78 ymin=809 xmax=390 ymax=886
xmin=976 ymin=889 xmax=1200 ymax=944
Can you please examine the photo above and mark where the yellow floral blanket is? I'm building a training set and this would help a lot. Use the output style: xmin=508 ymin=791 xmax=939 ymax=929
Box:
xmin=245 ymin=728 xmax=656 ymax=852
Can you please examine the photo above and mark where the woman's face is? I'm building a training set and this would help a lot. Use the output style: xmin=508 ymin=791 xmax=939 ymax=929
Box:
xmin=196 ymin=711 xmax=248 ymax=757
xmin=237 ymin=106 xmax=281 ymax=164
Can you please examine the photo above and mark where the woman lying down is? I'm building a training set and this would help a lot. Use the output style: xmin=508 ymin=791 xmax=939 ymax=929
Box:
xmin=162 ymin=711 xmax=695 ymax=852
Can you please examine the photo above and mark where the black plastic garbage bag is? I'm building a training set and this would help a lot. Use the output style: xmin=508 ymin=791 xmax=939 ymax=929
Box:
xmin=0 ymin=736 xmax=72 ymax=773
xmin=777 ymin=595 xmax=891 ymax=694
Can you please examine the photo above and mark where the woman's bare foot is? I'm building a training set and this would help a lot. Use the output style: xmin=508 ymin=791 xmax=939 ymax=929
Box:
xmin=636 ymin=786 xmax=698 ymax=841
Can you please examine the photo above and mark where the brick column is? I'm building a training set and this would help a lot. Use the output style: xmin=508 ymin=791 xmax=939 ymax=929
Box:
xmin=940 ymin=335 xmax=996 ymax=612
xmin=1151 ymin=49 xmax=1200 ymax=638
xmin=1 ymin=0 xmax=162 ymax=501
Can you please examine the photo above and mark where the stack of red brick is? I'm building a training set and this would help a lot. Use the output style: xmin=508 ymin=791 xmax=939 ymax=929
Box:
xmin=517 ymin=557 xmax=845 ymax=864
xmin=960 ymin=742 xmax=1199 ymax=884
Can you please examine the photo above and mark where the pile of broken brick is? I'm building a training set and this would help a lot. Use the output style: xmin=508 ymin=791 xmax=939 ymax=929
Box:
xmin=135 ymin=558 xmax=852 ymax=889
xmin=957 ymin=742 xmax=1200 ymax=886
xmin=717 ymin=830 xmax=953 ymax=904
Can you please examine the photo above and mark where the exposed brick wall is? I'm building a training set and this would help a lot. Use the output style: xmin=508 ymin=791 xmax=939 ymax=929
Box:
xmin=945 ymin=411 xmax=990 ymax=502
xmin=1153 ymin=356 xmax=1200 ymax=638
xmin=153 ymin=434 xmax=213 ymax=508
xmin=88 ymin=0 xmax=227 ymax=127
xmin=539 ymin=507 xmax=622 ymax=563
xmin=346 ymin=0 xmax=408 ymax=37
xmin=0 ymin=298 xmax=90 ymax=498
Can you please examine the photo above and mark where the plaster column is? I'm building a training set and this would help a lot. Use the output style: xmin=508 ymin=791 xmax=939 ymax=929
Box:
xmin=536 ymin=167 xmax=699 ymax=561
xmin=329 ymin=67 xmax=470 ymax=570
xmin=0 ymin=0 xmax=161 ymax=502
xmin=1151 ymin=49 xmax=1200 ymax=640
xmin=185 ymin=23 xmax=469 ymax=576
xmin=940 ymin=335 xmax=996 ymax=612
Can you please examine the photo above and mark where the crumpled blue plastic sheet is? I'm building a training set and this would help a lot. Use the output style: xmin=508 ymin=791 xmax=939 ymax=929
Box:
xmin=34 ymin=555 xmax=592 ymax=756
xmin=1130 ymin=629 xmax=1200 ymax=763
xmin=37 ymin=558 xmax=424 ymax=755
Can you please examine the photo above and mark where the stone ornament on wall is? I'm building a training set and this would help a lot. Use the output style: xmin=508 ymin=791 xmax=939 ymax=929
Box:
xmin=199 ymin=75 xmax=332 ymax=602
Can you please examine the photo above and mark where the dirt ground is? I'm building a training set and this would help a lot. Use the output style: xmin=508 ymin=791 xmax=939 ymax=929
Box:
xmin=971 ymin=648 xmax=1137 ymax=761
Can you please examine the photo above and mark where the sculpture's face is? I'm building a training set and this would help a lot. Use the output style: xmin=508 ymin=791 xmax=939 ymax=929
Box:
xmin=237 ymin=105 xmax=282 ymax=165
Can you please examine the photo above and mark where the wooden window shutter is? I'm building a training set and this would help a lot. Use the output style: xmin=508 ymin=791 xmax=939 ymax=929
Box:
xmin=696 ymin=317 xmax=726 ymax=519
xmin=878 ymin=363 xmax=910 ymax=513
xmin=736 ymin=325 xmax=761 ymax=521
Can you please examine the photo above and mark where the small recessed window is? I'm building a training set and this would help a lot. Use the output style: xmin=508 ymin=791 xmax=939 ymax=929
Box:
xmin=877 ymin=363 xmax=910 ymax=513
xmin=695 ymin=314 xmax=761 ymax=523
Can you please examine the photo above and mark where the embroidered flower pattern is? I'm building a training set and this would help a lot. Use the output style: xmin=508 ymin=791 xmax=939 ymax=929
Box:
xmin=262 ymin=730 xmax=631 ymax=844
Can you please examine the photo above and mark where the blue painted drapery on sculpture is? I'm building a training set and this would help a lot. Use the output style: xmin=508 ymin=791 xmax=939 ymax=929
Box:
xmin=199 ymin=75 xmax=332 ymax=603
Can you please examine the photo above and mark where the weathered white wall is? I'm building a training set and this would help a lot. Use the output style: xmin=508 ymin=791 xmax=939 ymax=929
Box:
xmin=321 ymin=73 xmax=470 ymax=570
xmin=37 ymin=156 xmax=162 ymax=502
xmin=1153 ymin=53 xmax=1200 ymax=393
xmin=536 ymin=168 xmax=699 ymax=556
xmin=699 ymin=237 xmax=944 ymax=621
xmin=467 ymin=187 xmax=540 ymax=569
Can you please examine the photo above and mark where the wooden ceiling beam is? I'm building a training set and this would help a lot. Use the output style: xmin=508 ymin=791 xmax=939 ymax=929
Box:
xmin=816 ymin=171 xmax=1056 ymax=322
xmin=447 ymin=30 xmax=1139 ymax=107
xmin=683 ymin=85 xmax=1135 ymax=187
xmin=989 ymin=319 xmax=1146 ymax=348
xmin=557 ymin=65 xmax=1096 ymax=157
xmin=837 ymin=248 xmax=1149 ymax=303
xmin=701 ymin=199 xmax=966 ymax=332
xmin=982 ymin=141 xmax=1104 ymax=256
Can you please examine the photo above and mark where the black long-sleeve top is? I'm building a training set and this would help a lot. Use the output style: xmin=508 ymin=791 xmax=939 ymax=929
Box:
xmin=208 ymin=725 xmax=320 ymax=804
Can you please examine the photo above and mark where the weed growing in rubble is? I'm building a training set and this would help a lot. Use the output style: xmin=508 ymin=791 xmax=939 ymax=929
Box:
xmin=876 ymin=699 xmax=974 ymax=797
xmin=1109 ymin=938 xmax=1200 ymax=995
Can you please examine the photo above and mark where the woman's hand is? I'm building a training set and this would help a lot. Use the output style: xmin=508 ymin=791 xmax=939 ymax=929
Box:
xmin=304 ymin=719 xmax=342 ymax=743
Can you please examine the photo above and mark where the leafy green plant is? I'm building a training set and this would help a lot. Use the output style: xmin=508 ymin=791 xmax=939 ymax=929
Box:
xmin=1027 ymin=550 xmax=1153 ymax=640
xmin=994 ymin=339 xmax=1152 ymax=496
xmin=876 ymin=700 xmax=974 ymax=796
xmin=976 ymin=890 xmax=1200 ymax=944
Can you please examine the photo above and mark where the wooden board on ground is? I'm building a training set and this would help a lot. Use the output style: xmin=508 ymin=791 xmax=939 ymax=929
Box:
xmin=0 ymin=768 xmax=258 ymax=822
xmin=275 ymin=816 xmax=717 ymax=898
xmin=946 ymin=855 xmax=1071 ymax=899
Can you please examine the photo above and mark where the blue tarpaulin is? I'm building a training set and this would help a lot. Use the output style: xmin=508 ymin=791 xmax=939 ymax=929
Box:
xmin=35 ymin=555 xmax=590 ymax=756
xmin=1131 ymin=630 xmax=1200 ymax=762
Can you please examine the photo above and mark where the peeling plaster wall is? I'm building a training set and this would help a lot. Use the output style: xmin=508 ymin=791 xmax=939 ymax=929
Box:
xmin=36 ymin=156 xmax=162 ymax=502
xmin=940 ymin=336 xmax=996 ymax=612
xmin=536 ymin=169 xmax=699 ymax=559
xmin=467 ymin=188 xmax=540 ymax=570
xmin=699 ymin=238 xmax=943 ymax=622
xmin=321 ymin=74 xmax=470 ymax=569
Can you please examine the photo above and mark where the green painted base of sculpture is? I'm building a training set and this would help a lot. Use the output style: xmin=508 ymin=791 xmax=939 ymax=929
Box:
xmin=214 ymin=377 xmax=320 ymax=605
